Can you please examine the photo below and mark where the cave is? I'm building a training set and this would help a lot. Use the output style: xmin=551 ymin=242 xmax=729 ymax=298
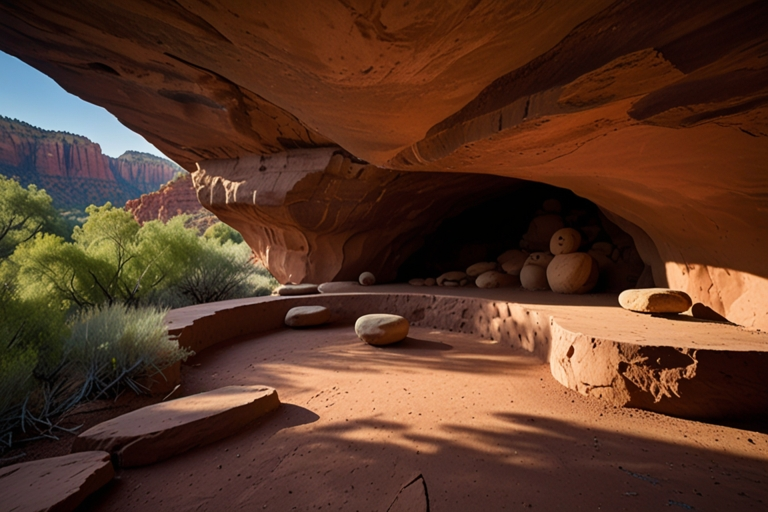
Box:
xmin=395 ymin=178 xmax=646 ymax=293
xmin=1 ymin=2 xmax=767 ymax=510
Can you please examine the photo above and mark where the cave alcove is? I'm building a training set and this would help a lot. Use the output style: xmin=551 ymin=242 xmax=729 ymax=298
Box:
xmin=396 ymin=178 xmax=648 ymax=293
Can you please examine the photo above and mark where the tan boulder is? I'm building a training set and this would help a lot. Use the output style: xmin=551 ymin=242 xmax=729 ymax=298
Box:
xmin=520 ymin=264 xmax=550 ymax=291
xmin=550 ymin=228 xmax=582 ymax=255
xmin=284 ymin=306 xmax=331 ymax=327
xmin=618 ymin=288 xmax=693 ymax=314
xmin=475 ymin=271 xmax=520 ymax=289
xmin=437 ymin=271 xmax=468 ymax=287
xmin=277 ymin=283 xmax=319 ymax=296
xmin=0 ymin=451 xmax=114 ymax=512
xmin=72 ymin=386 xmax=280 ymax=467
xmin=547 ymin=253 xmax=599 ymax=294
xmin=499 ymin=250 xmax=529 ymax=275
xmin=359 ymin=271 xmax=376 ymax=285
xmin=521 ymin=214 xmax=564 ymax=251
xmin=524 ymin=252 xmax=555 ymax=268
xmin=424 ymin=278 xmax=436 ymax=286
xmin=408 ymin=278 xmax=425 ymax=286
xmin=355 ymin=314 xmax=410 ymax=346
xmin=466 ymin=261 xmax=497 ymax=277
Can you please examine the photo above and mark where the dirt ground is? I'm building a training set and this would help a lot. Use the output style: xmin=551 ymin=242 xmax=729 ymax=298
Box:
xmin=69 ymin=323 xmax=767 ymax=511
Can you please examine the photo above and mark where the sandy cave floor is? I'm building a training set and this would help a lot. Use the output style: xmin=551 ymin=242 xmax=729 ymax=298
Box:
xmin=70 ymin=323 xmax=768 ymax=512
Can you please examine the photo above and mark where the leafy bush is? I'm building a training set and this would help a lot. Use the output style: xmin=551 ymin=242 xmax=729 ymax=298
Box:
xmin=203 ymin=222 xmax=244 ymax=244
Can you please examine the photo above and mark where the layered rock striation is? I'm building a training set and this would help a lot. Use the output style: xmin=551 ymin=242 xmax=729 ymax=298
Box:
xmin=1 ymin=1 xmax=766 ymax=327
xmin=126 ymin=173 xmax=202 ymax=224
xmin=0 ymin=116 xmax=179 ymax=207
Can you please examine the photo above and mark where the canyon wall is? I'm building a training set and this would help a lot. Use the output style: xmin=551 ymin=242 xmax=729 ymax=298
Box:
xmin=0 ymin=116 xmax=179 ymax=207
xmin=0 ymin=1 xmax=765 ymax=328
xmin=125 ymin=174 xmax=202 ymax=224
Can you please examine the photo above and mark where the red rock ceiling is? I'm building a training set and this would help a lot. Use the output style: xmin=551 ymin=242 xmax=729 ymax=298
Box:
xmin=0 ymin=1 xmax=765 ymax=328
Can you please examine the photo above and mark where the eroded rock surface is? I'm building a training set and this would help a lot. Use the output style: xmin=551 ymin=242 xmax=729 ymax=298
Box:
xmin=0 ymin=451 xmax=114 ymax=512
xmin=0 ymin=1 xmax=766 ymax=327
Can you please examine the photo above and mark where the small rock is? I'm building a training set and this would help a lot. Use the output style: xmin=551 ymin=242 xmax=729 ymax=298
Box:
xmin=466 ymin=262 xmax=497 ymax=277
xmin=408 ymin=278 xmax=425 ymax=286
xmin=318 ymin=281 xmax=359 ymax=293
xmin=277 ymin=283 xmax=319 ymax=296
xmin=284 ymin=306 xmax=331 ymax=328
xmin=524 ymin=252 xmax=554 ymax=268
xmin=520 ymin=264 xmax=550 ymax=291
xmin=542 ymin=198 xmax=562 ymax=213
xmin=0 ymin=452 xmax=114 ymax=512
xmin=618 ymin=288 xmax=693 ymax=314
xmin=355 ymin=314 xmax=410 ymax=346
xmin=550 ymin=228 xmax=582 ymax=255
xmin=547 ymin=253 xmax=599 ymax=294
xmin=437 ymin=271 xmax=468 ymax=287
xmin=359 ymin=272 xmax=376 ymax=286
xmin=499 ymin=250 xmax=529 ymax=275
xmin=521 ymin=214 xmax=564 ymax=251
xmin=424 ymin=278 xmax=436 ymax=286
xmin=476 ymin=271 xmax=520 ymax=289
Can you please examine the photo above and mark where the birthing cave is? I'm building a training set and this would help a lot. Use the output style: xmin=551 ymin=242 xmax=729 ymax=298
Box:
xmin=1 ymin=1 xmax=767 ymax=511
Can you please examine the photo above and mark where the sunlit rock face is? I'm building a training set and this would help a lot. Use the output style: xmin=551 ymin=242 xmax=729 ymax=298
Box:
xmin=0 ymin=1 xmax=766 ymax=327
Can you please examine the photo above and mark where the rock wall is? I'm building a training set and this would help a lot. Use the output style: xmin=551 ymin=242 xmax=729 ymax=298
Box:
xmin=1 ymin=1 xmax=766 ymax=328
xmin=125 ymin=174 xmax=202 ymax=224
xmin=0 ymin=117 xmax=179 ymax=207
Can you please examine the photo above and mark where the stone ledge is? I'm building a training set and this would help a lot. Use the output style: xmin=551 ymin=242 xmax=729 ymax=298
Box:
xmin=72 ymin=386 xmax=280 ymax=467
xmin=165 ymin=285 xmax=768 ymax=419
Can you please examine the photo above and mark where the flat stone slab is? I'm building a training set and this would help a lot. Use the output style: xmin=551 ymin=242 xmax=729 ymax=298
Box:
xmin=72 ymin=385 xmax=280 ymax=467
xmin=277 ymin=284 xmax=319 ymax=296
xmin=619 ymin=288 xmax=692 ymax=313
xmin=285 ymin=305 xmax=331 ymax=327
xmin=0 ymin=451 xmax=113 ymax=512
xmin=318 ymin=281 xmax=360 ymax=293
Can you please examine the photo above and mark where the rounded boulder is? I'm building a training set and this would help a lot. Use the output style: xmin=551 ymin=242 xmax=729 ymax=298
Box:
xmin=524 ymin=252 xmax=554 ymax=269
xmin=476 ymin=271 xmax=520 ymax=289
xmin=547 ymin=253 xmax=599 ymax=294
xmin=359 ymin=272 xmax=376 ymax=286
xmin=285 ymin=306 xmax=331 ymax=328
xmin=520 ymin=264 xmax=550 ymax=291
xmin=499 ymin=250 xmax=529 ymax=275
xmin=550 ymin=228 xmax=582 ymax=255
xmin=355 ymin=314 xmax=410 ymax=346
xmin=618 ymin=288 xmax=693 ymax=314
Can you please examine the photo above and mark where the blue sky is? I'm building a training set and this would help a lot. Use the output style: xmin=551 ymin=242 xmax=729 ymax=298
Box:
xmin=0 ymin=50 xmax=166 ymax=159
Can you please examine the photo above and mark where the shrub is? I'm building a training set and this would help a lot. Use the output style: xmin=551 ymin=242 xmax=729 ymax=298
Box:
xmin=64 ymin=304 xmax=193 ymax=398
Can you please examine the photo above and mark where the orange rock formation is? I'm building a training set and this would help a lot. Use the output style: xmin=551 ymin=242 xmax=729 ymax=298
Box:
xmin=0 ymin=1 xmax=765 ymax=328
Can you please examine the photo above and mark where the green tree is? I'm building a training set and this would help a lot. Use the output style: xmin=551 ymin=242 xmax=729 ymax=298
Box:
xmin=0 ymin=176 xmax=66 ymax=259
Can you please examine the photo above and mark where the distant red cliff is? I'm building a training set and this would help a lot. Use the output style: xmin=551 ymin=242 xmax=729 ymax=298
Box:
xmin=125 ymin=173 xmax=203 ymax=224
xmin=0 ymin=115 xmax=180 ymax=208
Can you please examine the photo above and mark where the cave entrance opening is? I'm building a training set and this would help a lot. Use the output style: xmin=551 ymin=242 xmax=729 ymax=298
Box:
xmin=396 ymin=178 xmax=648 ymax=294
